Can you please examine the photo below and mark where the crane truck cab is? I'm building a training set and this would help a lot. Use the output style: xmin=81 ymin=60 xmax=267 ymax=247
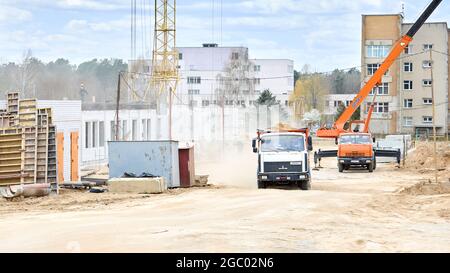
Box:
xmin=337 ymin=133 xmax=376 ymax=173
xmin=252 ymin=129 xmax=313 ymax=190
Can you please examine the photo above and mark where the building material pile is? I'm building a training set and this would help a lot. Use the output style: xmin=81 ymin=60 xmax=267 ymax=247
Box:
xmin=406 ymin=142 xmax=450 ymax=172
xmin=0 ymin=92 xmax=57 ymax=191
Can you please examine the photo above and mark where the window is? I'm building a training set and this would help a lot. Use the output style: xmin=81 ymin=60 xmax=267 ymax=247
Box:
xmin=422 ymin=60 xmax=432 ymax=68
xmin=423 ymin=98 xmax=433 ymax=105
xmin=202 ymin=100 xmax=210 ymax=107
xmin=423 ymin=44 xmax=433 ymax=50
xmin=187 ymin=77 xmax=201 ymax=84
xmin=189 ymin=100 xmax=198 ymax=107
xmin=367 ymin=64 xmax=380 ymax=75
xmin=188 ymin=89 xmax=200 ymax=95
xmin=144 ymin=66 xmax=150 ymax=73
xmin=367 ymin=63 xmax=389 ymax=76
xmin=85 ymin=122 xmax=91 ymax=148
xmin=92 ymin=121 xmax=97 ymax=148
xmin=141 ymin=119 xmax=147 ymax=140
xmin=132 ymin=120 xmax=137 ymax=141
xmin=404 ymin=99 xmax=413 ymax=108
xmin=423 ymin=116 xmax=433 ymax=124
xmin=403 ymin=117 xmax=413 ymax=127
xmin=366 ymin=45 xmax=390 ymax=58
xmin=368 ymin=102 xmax=389 ymax=113
xmin=231 ymin=52 xmax=239 ymax=60
xmin=254 ymin=65 xmax=261 ymax=72
xmin=376 ymin=102 xmax=389 ymax=113
xmin=146 ymin=119 xmax=151 ymax=140
xmin=99 ymin=121 xmax=105 ymax=147
xmin=370 ymin=83 xmax=389 ymax=95
xmin=404 ymin=80 xmax=413 ymax=90
xmin=404 ymin=62 xmax=413 ymax=72
xmin=288 ymin=65 xmax=293 ymax=73
xmin=110 ymin=121 xmax=116 ymax=141
xmin=404 ymin=45 xmax=411 ymax=54
xmin=179 ymin=53 xmax=183 ymax=60
xmin=254 ymin=78 xmax=261 ymax=85
xmin=122 ymin=120 xmax=127 ymax=140
xmin=423 ymin=79 xmax=432 ymax=86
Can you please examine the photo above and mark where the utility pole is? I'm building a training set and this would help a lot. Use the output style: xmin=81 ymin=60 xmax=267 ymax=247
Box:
xmin=429 ymin=49 xmax=438 ymax=184
xmin=115 ymin=72 xmax=122 ymax=141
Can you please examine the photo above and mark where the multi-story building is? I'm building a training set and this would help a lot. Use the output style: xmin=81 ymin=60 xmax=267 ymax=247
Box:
xmin=129 ymin=43 xmax=294 ymax=108
xmin=361 ymin=14 xmax=449 ymax=136
xmin=323 ymin=94 xmax=357 ymax=124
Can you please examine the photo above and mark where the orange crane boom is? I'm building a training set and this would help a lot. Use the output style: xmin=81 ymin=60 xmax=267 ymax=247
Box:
xmin=317 ymin=0 xmax=443 ymax=139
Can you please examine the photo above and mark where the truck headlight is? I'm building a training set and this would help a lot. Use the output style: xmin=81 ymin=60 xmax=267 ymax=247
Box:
xmin=366 ymin=160 xmax=372 ymax=163
xmin=299 ymin=175 xmax=306 ymax=179
xmin=261 ymin=176 xmax=268 ymax=180
xmin=290 ymin=162 xmax=302 ymax=166
xmin=339 ymin=160 xmax=345 ymax=163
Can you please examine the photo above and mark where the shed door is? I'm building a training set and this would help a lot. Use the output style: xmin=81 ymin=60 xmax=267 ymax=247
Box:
xmin=71 ymin=132 xmax=79 ymax=181
xmin=57 ymin=132 xmax=64 ymax=183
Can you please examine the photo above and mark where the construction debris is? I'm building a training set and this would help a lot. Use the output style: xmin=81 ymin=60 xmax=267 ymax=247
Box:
xmin=0 ymin=92 xmax=57 ymax=193
xmin=194 ymin=175 xmax=209 ymax=187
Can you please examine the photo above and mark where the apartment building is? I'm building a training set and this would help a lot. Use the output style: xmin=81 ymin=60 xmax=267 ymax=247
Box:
xmin=129 ymin=44 xmax=294 ymax=108
xmin=361 ymin=14 xmax=449 ymax=136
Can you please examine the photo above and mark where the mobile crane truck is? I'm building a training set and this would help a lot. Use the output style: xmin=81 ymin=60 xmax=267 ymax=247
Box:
xmin=314 ymin=0 xmax=442 ymax=172
xmin=252 ymin=125 xmax=313 ymax=190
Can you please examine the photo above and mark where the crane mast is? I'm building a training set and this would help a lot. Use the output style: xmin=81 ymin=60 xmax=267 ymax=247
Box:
xmin=317 ymin=0 xmax=443 ymax=139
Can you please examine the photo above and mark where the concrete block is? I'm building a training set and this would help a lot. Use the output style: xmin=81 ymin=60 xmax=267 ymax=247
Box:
xmin=107 ymin=177 xmax=167 ymax=194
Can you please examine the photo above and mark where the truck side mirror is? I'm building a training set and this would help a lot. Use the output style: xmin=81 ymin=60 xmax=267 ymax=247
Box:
xmin=252 ymin=139 xmax=258 ymax=153
xmin=307 ymin=136 xmax=313 ymax=151
xmin=373 ymin=137 xmax=376 ymax=143
xmin=335 ymin=138 xmax=338 ymax=145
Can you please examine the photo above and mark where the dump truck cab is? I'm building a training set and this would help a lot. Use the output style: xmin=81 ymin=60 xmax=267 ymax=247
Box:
xmin=252 ymin=129 xmax=313 ymax=190
xmin=337 ymin=133 xmax=375 ymax=173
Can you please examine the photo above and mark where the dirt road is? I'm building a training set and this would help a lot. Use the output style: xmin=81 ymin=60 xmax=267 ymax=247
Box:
xmin=1 ymin=153 xmax=449 ymax=252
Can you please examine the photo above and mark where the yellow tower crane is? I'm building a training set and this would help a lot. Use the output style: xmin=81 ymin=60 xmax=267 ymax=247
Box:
xmin=150 ymin=0 xmax=179 ymax=140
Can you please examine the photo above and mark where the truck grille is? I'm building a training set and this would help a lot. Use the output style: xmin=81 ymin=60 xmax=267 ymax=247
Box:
xmin=264 ymin=162 xmax=302 ymax=173
xmin=345 ymin=152 xmax=365 ymax=157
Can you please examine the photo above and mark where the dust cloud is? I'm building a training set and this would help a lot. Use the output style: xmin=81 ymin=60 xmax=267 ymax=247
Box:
xmin=195 ymin=140 xmax=258 ymax=189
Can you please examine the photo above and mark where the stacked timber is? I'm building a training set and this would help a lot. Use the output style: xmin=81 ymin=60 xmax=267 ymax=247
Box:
xmin=0 ymin=92 xmax=57 ymax=189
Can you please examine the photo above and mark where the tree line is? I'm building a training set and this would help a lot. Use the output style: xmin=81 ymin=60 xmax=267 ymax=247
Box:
xmin=0 ymin=50 xmax=127 ymax=103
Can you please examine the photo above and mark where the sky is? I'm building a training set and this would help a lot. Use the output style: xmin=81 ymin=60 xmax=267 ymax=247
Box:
xmin=0 ymin=0 xmax=449 ymax=72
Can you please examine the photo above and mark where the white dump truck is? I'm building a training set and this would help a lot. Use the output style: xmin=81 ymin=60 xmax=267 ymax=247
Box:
xmin=252 ymin=128 xmax=313 ymax=190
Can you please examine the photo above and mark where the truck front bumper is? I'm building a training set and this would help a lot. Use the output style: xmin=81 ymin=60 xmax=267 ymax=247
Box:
xmin=338 ymin=158 xmax=373 ymax=165
xmin=258 ymin=173 xmax=310 ymax=183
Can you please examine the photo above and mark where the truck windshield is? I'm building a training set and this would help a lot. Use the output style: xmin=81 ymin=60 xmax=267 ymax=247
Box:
xmin=339 ymin=135 xmax=372 ymax=144
xmin=261 ymin=135 xmax=305 ymax=152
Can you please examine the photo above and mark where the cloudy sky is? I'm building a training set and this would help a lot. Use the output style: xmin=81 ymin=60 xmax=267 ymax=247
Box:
xmin=0 ymin=0 xmax=449 ymax=71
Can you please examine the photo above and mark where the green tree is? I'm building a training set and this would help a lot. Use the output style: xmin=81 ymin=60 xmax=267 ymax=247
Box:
xmin=334 ymin=104 xmax=361 ymax=130
xmin=256 ymin=89 xmax=277 ymax=106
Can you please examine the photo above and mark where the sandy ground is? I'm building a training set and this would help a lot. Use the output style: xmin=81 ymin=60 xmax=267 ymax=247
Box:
xmin=0 ymin=141 xmax=449 ymax=253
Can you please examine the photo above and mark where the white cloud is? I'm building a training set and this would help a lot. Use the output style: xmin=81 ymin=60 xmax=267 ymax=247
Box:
xmin=66 ymin=18 xmax=129 ymax=32
xmin=0 ymin=6 xmax=32 ymax=24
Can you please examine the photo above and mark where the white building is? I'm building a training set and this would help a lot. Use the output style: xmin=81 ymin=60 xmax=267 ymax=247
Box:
xmin=129 ymin=44 xmax=295 ymax=108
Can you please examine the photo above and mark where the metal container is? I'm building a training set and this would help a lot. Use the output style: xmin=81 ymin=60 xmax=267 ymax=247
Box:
xmin=108 ymin=141 xmax=180 ymax=188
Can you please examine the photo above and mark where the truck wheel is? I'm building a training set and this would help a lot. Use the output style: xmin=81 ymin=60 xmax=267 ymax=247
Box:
xmin=373 ymin=158 xmax=377 ymax=170
xmin=344 ymin=164 xmax=350 ymax=170
xmin=299 ymin=180 xmax=311 ymax=191
xmin=338 ymin=163 xmax=344 ymax=173
xmin=368 ymin=163 xmax=374 ymax=173
xmin=257 ymin=181 xmax=266 ymax=189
